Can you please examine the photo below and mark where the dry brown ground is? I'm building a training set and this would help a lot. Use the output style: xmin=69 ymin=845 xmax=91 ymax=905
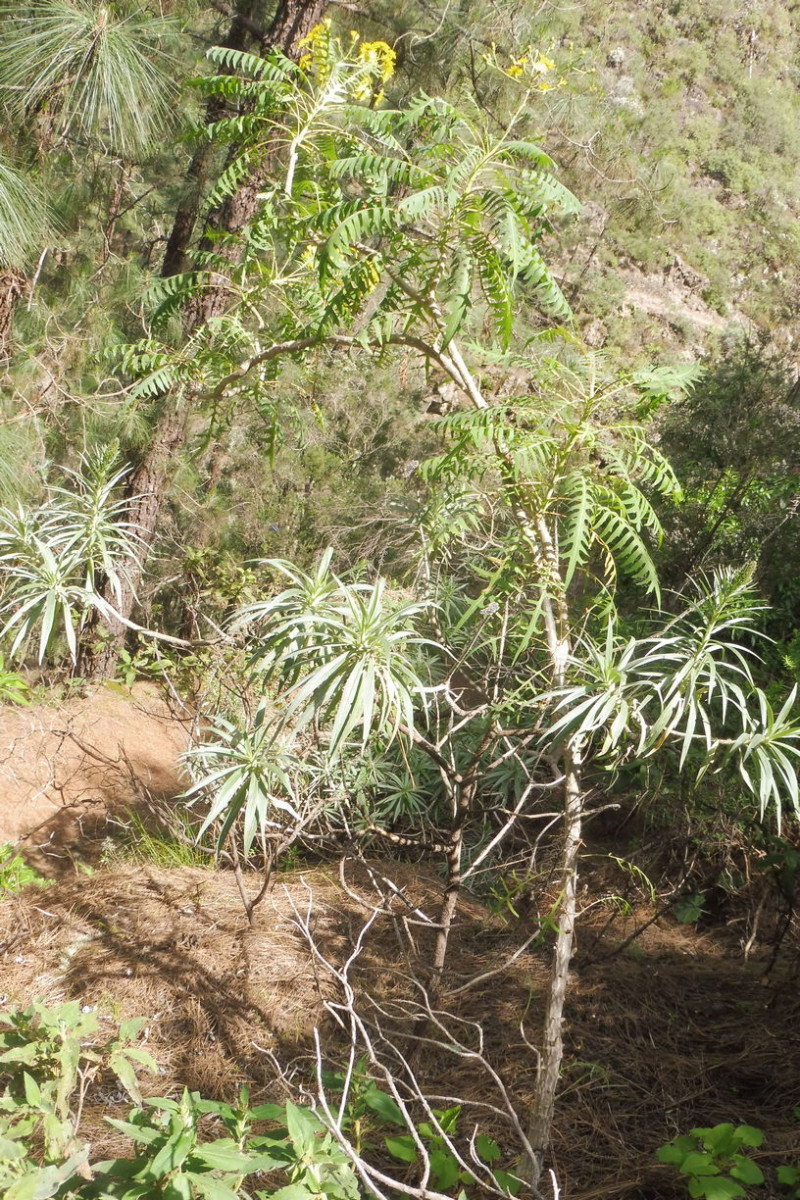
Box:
xmin=1 ymin=858 xmax=798 ymax=1199
xmin=0 ymin=683 xmax=190 ymax=873
xmin=1 ymin=689 xmax=798 ymax=1198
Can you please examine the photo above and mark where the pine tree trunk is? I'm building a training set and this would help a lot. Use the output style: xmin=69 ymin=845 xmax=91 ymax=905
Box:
xmin=184 ymin=0 xmax=327 ymax=326
xmin=77 ymin=404 xmax=189 ymax=677
xmin=82 ymin=0 xmax=328 ymax=678
xmin=161 ymin=0 xmax=272 ymax=278
xmin=0 ymin=271 xmax=27 ymax=361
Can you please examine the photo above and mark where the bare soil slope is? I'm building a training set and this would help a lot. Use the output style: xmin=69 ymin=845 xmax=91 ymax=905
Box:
xmin=0 ymin=684 xmax=190 ymax=873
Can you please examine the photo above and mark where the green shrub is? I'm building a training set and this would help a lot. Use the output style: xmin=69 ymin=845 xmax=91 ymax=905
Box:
xmin=703 ymin=150 xmax=761 ymax=196
xmin=0 ymin=846 xmax=47 ymax=896
xmin=657 ymin=1124 xmax=764 ymax=1199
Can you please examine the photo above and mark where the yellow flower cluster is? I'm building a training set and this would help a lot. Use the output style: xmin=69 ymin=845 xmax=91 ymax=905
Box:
xmin=357 ymin=40 xmax=396 ymax=82
xmin=298 ymin=19 xmax=335 ymax=82
xmin=352 ymin=37 xmax=396 ymax=104
xmin=298 ymin=23 xmax=395 ymax=104
xmin=502 ymin=48 xmax=564 ymax=90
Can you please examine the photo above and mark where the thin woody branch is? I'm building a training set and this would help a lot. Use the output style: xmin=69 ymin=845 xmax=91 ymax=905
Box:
xmin=207 ymin=331 xmax=477 ymax=405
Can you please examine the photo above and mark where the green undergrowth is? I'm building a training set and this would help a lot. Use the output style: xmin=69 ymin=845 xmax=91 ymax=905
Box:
xmin=0 ymin=1000 xmax=522 ymax=1200
xmin=100 ymin=810 xmax=213 ymax=871
xmin=0 ymin=846 xmax=49 ymax=897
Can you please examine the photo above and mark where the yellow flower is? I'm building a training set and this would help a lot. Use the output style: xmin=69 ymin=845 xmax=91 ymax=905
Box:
xmin=297 ymin=21 xmax=335 ymax=83
xmin=350 ymin=39 xmax=395 ymax=103
xmin=505 ymin=49 xmax=557 ymax=81
xmin=530 ymin=54 xmax=555 ymax=74
xmin=357 ymin=40 xmax=396 ymax=82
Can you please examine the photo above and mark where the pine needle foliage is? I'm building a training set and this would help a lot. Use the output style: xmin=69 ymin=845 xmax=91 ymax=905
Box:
xmin=0 ymin=0 xmax=178 ymax=158
xmin=0 ymin=420 xmax=42 ymax=504
xmin=0 ymin=158 xmax=49 ymax=269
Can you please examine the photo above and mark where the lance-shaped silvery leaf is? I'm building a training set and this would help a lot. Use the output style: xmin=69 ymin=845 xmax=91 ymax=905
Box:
xmin=233 ymin=552 xmax=435 ymax=757
xmin=183 ymin=707 xmax=300 ymax=855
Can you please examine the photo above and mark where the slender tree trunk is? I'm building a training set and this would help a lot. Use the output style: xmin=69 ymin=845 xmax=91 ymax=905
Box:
xmin=518 ymin=743 xmax=583 ymax=1193
xmin=404 ymin=773 xmax=472 ymax=1060
xmin=82 ymin=0 xmax=328 ymax=677
xmin=427 ymin=715 xmax=494 ymax=993
xmin=102 ymin=160 xmax=128 ymax=261
xmin=515 ymin=514 xmax=585 ymax=1192
xmin=408 ymin=348 xmax=588 ymax=1182
xmin=430 ymin=780 xmax=474 ymax=990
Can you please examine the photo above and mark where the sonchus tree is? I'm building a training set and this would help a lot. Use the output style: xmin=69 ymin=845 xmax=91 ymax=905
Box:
xmin=152 ymin=25 xmax=800 ymax=1193
xmin=4 ymin=23 xmax=800 ymax=1193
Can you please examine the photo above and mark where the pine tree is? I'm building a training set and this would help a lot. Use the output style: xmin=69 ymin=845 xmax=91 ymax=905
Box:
xmin=81 ymin=0 xmax=328 ymax=676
